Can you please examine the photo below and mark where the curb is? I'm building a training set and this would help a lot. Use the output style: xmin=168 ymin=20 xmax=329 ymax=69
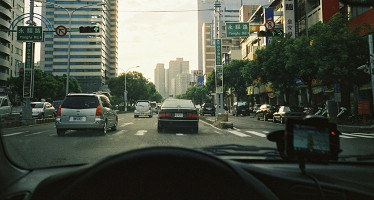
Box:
xmin=200 ymin=116 xmax=233 ymax=129
xmin=1 ymin=118 xmax=55 ymax=128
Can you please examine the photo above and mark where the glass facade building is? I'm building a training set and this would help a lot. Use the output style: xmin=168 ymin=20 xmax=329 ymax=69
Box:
xmin=40 ymin=0 xmax=118 ymax=93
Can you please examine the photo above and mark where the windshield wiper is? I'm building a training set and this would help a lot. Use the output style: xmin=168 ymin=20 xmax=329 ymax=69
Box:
xmin=339 ymin=154 xmax=374 ymax=161
xmin=198 ymin=144 xmax=280 ymax=158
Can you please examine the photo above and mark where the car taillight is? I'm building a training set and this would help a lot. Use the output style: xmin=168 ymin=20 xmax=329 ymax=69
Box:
xmin=159 ymin=113 xmax=171 ymax=118
xmin=96 ymin=105 xmax=102 ymax=116
xmin=57 ymin=105 xmax=62 ymax=116
xmin=186 ymin=113 xmax=198 ymax=118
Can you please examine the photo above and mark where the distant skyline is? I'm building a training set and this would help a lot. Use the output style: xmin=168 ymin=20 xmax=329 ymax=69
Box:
xmin=26 ymin=0 xmax=199 ymax=83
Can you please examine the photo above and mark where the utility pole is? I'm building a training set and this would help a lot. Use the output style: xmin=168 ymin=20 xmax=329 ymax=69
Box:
xmin=214 ymin=0 xmax=224 ymax=116
xmin=369 ymin=34 xmax=374 ymax=109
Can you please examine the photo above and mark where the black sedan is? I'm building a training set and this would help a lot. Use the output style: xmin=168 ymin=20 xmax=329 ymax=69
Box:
xmin=158 ymin=99 xmax=199 ymax=133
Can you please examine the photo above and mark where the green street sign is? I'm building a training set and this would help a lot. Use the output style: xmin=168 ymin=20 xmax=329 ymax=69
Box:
xmin=226 ymin=22 xmax=250 ymax=37
xmin=215 ymin=39 xmax=222 ymax=65
xmin=216 ymin=65 xmax=222 ymax=73
xmin=17 ymin=26 xmax=43 ymax=41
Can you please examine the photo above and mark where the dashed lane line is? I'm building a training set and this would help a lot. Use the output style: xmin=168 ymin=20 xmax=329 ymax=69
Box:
xmin=25 ymin=131 xmax=46 ymax=137
xmin=227 ymin=130 xmax=250 ymax=137
xmin=246 ymin=131 xmax=267 ymax=138
xmin=120 ymin=122 xmax=134 ymax=127
xmin=135 ymin=130 xmax=147 ymax=136
xmin=2 ymin=131 xmax=28 ymax=137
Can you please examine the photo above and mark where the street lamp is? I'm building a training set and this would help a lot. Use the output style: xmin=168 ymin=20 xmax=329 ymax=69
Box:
xmin=35 ymin=0 xmax=106 ymax=96
xmin=122 ymin=66 xmax=140 ymax=111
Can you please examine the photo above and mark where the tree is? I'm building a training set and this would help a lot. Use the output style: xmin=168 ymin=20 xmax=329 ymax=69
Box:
xmin=223 ymin=60 xmax=250 ymax=101
xmin=309 ymin=13 xmax=370 ymax=109
xmin=177 ymin=86 xmax=210 ymax=105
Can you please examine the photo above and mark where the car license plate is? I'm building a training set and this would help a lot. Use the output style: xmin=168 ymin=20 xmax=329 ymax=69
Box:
xmin=174 ymin=113 xmax=183 ymax=118
xmin=71 ymin=117 xmax=85 ymax=121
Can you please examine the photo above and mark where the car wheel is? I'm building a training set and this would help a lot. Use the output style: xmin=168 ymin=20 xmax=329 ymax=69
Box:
xmin=111 ymin=118 xmax=118 ymax=131
xmin=57 ymin=129 xmax=65 ymax=136
xmin=149 ymin=115 xmax=152 ymax=118
xmin=257 ymin=115 xmax=260 ymax=120
xmin=52 ymin=112 xmax=56 ymax=118
xmin=273 ymin=116 xmax=277 ymax=123
xmin=102 ymin=121 xmax=107 ymax=135
xmin=134 ymin=115 xmax=137 ymax=118
xmin=264 ymin=114 xmax=268 ymax=121
xmin=40 ymin=113 xmax=44 ymax=119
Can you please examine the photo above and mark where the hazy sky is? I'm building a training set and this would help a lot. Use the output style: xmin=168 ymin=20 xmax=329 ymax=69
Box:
xmin=27 ymin=0 xmax=199 ymax=83
xmin=118 ymin=0 xmax=198 ymax=82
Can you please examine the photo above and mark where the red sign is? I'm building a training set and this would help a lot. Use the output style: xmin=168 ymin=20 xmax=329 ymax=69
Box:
xmin=358 ymin=101 xmax=370 ymax=115
xmin=55 ymin=25 xmax=67 ymax=37
xmin=264 ymin=19 xmax=275 ymax=31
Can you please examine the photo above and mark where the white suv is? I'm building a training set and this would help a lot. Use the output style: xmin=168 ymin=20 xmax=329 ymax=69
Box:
xmin=134 ymin=100 xmax=152 ymax=118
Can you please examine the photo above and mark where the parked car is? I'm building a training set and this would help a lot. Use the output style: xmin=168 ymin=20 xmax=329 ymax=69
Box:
xmin=0 ymin=95 xmax=12 ymax=117
xmin=273 ymin=106 xmax=305 ymax=124
xmin=200 ymin=103 xmax=215 ymax=116
xmin=52 ymin=100 xmax=63 ymax=113
xmin=31 ymin=102 xmax=55 ymax=119
xmin=158 ymin=99 xmax=199 ymax=133
xmin=250 ymin=104 xmax=261 ymax=113
xmin=232 ymin=101 xmax=250 ymax=116
xmin=55 ymin=93 xmax=118 ymax=136
xmin=150 ymin=101 xmax=158 ymax=114
xmin=134 ymin=100 xmax=152 ymax=118
xmin=255 ymin=104 xmax=278 ymax=121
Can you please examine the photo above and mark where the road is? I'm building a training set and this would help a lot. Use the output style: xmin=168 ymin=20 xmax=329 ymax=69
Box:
xmin=1 ymin=113 xmax=374 ymax=168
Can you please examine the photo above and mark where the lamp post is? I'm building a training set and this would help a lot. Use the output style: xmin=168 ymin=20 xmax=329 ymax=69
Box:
xmin=35 ymin=1 xmax=106 ymax=96
xmin=122 ymin=66 xmax=140 ymax=111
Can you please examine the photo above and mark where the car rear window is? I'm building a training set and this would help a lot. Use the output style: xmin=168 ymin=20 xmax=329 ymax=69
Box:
xmin=162 ymin=100 xmax=194 ymax=108
xmin=237 ymin=102 xmax=248 ymax=106
xmin=137 ymin=102 xmax=149 ymax=106
xmin=62 ymin=96 xmax=99 ymax=109
xmin=204 ymin=103 xmax=214 ymax=108
xmin=31 ymin=103 xmax=44 ymax=108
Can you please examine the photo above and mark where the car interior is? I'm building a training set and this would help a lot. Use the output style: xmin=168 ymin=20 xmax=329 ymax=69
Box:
xmin=1 ymin=116 xmax=374 ymax=200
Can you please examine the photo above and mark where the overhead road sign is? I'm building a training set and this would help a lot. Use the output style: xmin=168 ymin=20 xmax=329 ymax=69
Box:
xmin=258 ymin=30 xmax=284 ymax=37
xmin=264 ymin=19 xmax=275 ymax=31
xmin=226 ymin=22 xmax=250 ymax=37
xmin=17 ymin=26 xmax=43 ymax=41
xmin=55 ymin=25 xmax=67 ymax=37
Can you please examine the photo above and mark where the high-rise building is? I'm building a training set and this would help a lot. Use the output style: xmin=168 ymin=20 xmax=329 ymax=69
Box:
xmin=154 ymin=63 xmax=166 ymax=98
xmin=40 ymin=0 xmax=118 ymax=93
xmin=0 ymin=0 xmax=24 ymax=85
xmin=197 ymin=0 xmax=270 ymax=72
xmin=175 ymin=73 xmax=191 ymax=96
xmin=167 ymin=58 xmax=189 ymax=98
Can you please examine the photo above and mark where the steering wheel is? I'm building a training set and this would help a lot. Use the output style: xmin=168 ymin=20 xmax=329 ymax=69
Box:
xmin=47 ymin=147 xmax=278 ymax=200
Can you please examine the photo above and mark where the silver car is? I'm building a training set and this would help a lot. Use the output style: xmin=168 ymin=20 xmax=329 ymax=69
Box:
xmin=134 ymin=100 xmax=152 ymax=118
xmin=55 ymin=94 xmax=118 ymax=136
xmin=31 ymin=102 xmax=55 ymax=119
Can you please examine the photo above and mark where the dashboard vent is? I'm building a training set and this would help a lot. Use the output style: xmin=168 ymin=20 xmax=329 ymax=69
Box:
xmin=290 ymin=185 xmax=346 ymax=200
xmin=5 ymin=192 xmax=30 ymax=200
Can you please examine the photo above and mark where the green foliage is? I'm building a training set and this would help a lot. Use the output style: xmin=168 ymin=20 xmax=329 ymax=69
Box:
xmin=6 ymin=70 xmax=81 ymax=103
xmin=107 ymin=71 xmax=163 ymax=105
xmin=177 ymin=86 xmax=210 ymax=105
xmin=223 ymin=60 xmax=251 ymax=101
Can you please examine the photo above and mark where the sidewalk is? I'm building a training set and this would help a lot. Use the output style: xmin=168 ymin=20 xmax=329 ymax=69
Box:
xmin=337 ymin=124 xmax=374 ymax=132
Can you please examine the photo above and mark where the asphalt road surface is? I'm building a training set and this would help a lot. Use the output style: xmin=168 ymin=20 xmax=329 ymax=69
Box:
xmin=2 ymin=113 xmax=373 ymax=168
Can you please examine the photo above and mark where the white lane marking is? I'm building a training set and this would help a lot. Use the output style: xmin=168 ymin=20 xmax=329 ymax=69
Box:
xmin=339 ymin=135 xmax=355 ymax=139
xmin=114 ymin=130 xmax=127 ymax=135
xmin=341 ymin=133 xmax=374 ymax=139
xmin=3 ymin=131 xmax=28 ymax=137
xmin=49 ymin=134 xmax=55 ymax=136
xmin=233 ymin=127 xmax=241 ymax=131
xmin=200 ymin=120 xmax=221 ymax=131
xmin=227 ymin=130 xmax=250 ymax=137
xmin=246 ymin=131 xmax=267 ymax=137
xmin=215 ymin=131 xmax=222 ymax=135
xmin=176 ymin=133 xmax=184 ymax=136
xmin=261 ymin=131 xmax=269 ymax=134
xmin=346 ymin=132 xmax=374 ymax=136
xmin=25 ymin=131 xmax=45 ymax=137
xmin=135 ymin=130 xmax=147 ymax=136
xmin=120 ymin=122 xmax=134 ymax=127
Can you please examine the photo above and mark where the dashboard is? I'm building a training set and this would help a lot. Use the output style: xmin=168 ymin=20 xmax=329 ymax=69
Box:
xmin=1 ymin=146 xmax=374 ymax=200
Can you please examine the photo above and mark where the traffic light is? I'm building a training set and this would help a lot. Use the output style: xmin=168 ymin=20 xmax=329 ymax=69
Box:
xmin=258 ymin=30 xmax=283 ymax=37
xmin=79 ymin=26 xmax=100 ymax=33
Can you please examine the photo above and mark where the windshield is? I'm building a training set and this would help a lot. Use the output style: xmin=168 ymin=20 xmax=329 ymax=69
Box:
xmin=1 ymin=0 xmax=374 ymax=170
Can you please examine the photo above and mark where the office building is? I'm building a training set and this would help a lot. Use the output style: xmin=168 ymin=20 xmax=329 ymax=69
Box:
xmin=154 ymin=63 xmax=166 ymax=98
xmin=0 ymin=0 xmax=24 ymax=85
xmin=40 ymin=0 xmax=118 ymax=93
xmin=167 ymin=58 xmax=189 ymax=97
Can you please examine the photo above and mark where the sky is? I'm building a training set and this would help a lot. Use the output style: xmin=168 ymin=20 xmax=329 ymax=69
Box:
xmin=118 ymin=1 xmax=199 ymax=83
xmin=27 ymin=0 xmax=199 ymax=83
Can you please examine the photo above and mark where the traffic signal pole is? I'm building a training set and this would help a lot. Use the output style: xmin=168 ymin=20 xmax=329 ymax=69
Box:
xmin=214 ymin=1 xmax=224 ymax=115
xmin=369 ymin=34 xmax=374 ymax=110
